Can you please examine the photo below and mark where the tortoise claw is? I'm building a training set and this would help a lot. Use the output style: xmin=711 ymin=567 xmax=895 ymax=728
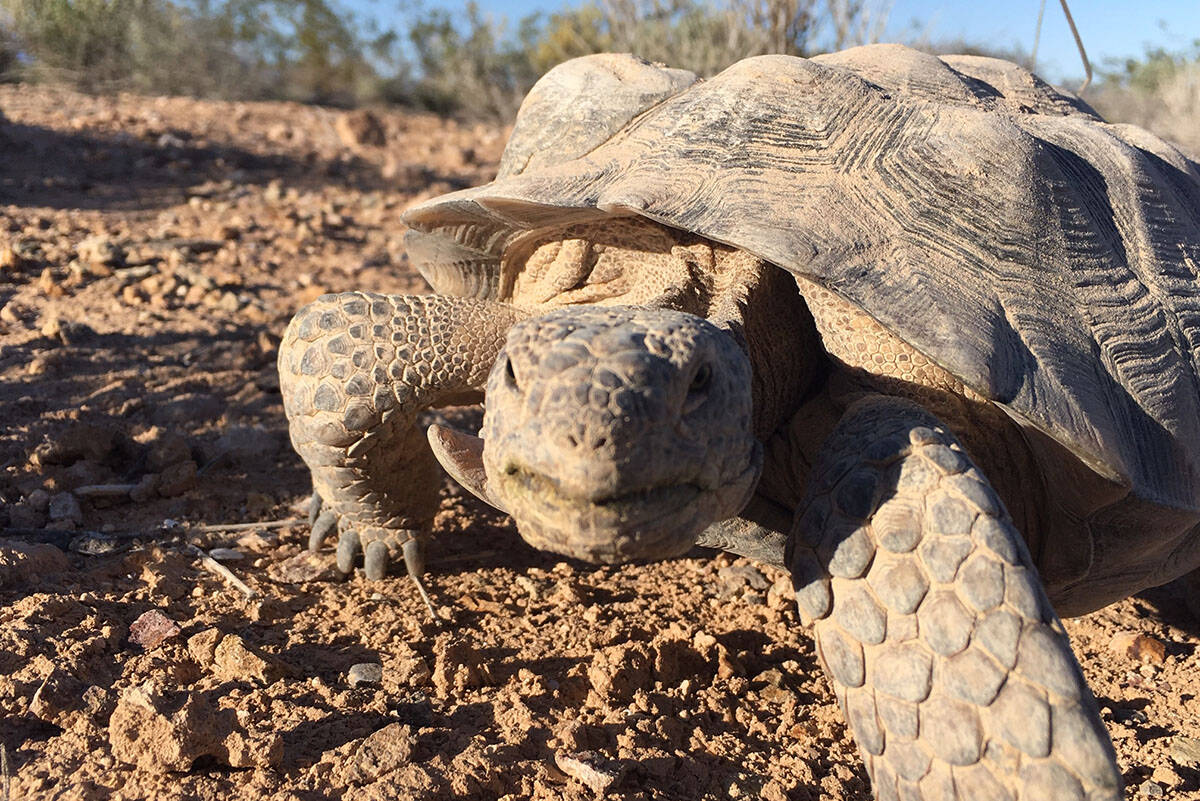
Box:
xmin=307 ymin=492 xmax=323 ymax=527
xmin=336 ymin=527 xmax=360 ymax=574
xmin=364 ymin=540 xmax=389 ymax=581
xmin=309 ymin=509 xmax=338 ymax=552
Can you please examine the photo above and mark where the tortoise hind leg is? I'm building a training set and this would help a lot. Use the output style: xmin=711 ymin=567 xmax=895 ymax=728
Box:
xmin=789 ymin=395 xmax=1121 ymax=801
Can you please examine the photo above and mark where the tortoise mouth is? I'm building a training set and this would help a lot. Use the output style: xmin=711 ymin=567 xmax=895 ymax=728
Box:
xmin=495 ymin=466 xmax=708 ymax=563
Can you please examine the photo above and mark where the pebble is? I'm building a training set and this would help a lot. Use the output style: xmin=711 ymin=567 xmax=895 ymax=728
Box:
xmin=1109 ymin=631 xmax=1167 ymax=664
xmin=129 ymin=610 xmax=180 ymax=650
xmin=1170 ymin=735 xmax=1200 ymax=766
xmin=267 ymin=551 xmax=334 ymax=584
xmin=347 ymin=663 xmax=383 ymax=687
xmin=554 ymin=751 xmax=625 ymax=793
xmin=77 ymin=235 xmax=124 ymax=266
xmin=207 ymin=548 xmax=244 ymax=562
xmin=1140 ymin=780 xmax=1164 ymax=797
xmin=48 ymin=491 xmax=83 ymax=526
xmin=717 ymin=563 xmax=771 ymax=593
xmin=345 ymin=723 xmax=415 ymax=784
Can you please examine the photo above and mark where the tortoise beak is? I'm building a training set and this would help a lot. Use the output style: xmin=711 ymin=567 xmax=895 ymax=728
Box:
xmin=427 ymin=423 xmax=510 ymax=514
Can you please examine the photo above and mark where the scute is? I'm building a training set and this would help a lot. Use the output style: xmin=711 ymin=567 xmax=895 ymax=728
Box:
xmin=402 ymin=45 xmax=1200 ymax=513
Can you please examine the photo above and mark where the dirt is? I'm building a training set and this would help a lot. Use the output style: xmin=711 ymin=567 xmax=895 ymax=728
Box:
xmin=0 ymin=83 xmax=1198 ymax=801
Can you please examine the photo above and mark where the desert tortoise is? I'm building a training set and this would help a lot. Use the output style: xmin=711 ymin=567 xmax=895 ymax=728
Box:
xmin=279 ymin=45 xmax=1200 ymax=800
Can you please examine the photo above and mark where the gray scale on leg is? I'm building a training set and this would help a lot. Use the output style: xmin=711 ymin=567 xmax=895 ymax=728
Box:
xmin=831 ymin=578 xmax=887 ymax=644
xmin=918 ymin=536 xmax=973 ymax=583
xmin=949 ymin=763 xmax=1012 ymax=801
xmin=972 ymin=515 xmax=1021 ymax=563
xmin=867 ymin=553 xmax=929 ymax=615
xmin=916 ymin=589 xmax=973 ymax=656
xmin=876 ymin=691 xmax=920 ymax=742
xmin=871 ymin=641 xmax=934 ymax=703
xmin=1015 ymin=626 xmax=1086 ymax=701
xmin=988 ymin=677 xmax=1051 ymax=757
xmin=918 ymin=692 xmax=983 ymax=766
xmin=926 ymin=489 xmax=976 ymax=537
xmin=886 ymin=738 xmax=934 ymax=782
xmin=1019 ymin=760 xmax=1086 ymax=801
xmin=939 ymin=646 xmax=1006 ymax=706
xmin=1051 ymin=704 xmax=1120 ymax=788
xmin=818 ymin=621 xmax=866 ymax=688
xmin=820 ymin=520 xmax=876 ymax=578
xmin=873 ymin=498 xmax=926 ymax=553
xmin=944 ymin=472 xmax=1002 ymax=518
xmin=958 ymin=551 xmax=1005 ymax=612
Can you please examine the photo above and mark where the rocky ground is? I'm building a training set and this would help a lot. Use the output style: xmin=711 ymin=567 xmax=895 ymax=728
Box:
xmin=0 ymin=83 xmax=1198 ymax=801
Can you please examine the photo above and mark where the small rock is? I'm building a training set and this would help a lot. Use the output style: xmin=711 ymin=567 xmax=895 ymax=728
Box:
xmin=1140 ymin=780 xmax=1164 ymax=798
xmin=1151 ymin=765 xmax=1181 ymax=787
xmin=207 ymin=548 xmax=244 ymax=562
xmin=187 ymin=628 xmax=222 ymax=666
xmin=108 ymin=685 xmax=281 ymax=772
xmin=157 ymin=460 xmax=198 ymax=497
xmin=267 ymin=550 xmax=334 ymax=583
xmin=345 ymin=723 xmax=415 ymax=784
xmin=6 ymin=501 xmax=46 ymax=529
xmin=348 ymin=663 xmax=383 ymax=687
xmin=28 ymin=487 xmax=51 ymax=512
xmin=211 ymin=634 xmax=285 ymax=684
xmin=1170 ymin=736 xmax=1200 ymax=766
xmin=77 ymin=235 xmax=124 ymax=266
xmin=129 ymin=609 xmax=181 ymax=650
xmin=392 ymin=647 xmax=432 ymax=687
xmin=40 ymin=316 xmax=94 ymax=345
xmin=0 ymin=541 xmax=69 ymax=589
xmin=554 ymin=751 xmax=626 ymax=794
xmin=82 ymin=685 xmax=115 ymax=721
xmin=432 ymin=635 xmax=494 ymax=697
xmin=717 ymin=563 xmax=770 ymax=594
xmin=336 ymin=109 xmax=386 ymax=148
xmin=588 ymin=643 xmax=651 ymax=703
xmin=48 ymin=491 xmax=83 ymax=526
xmin=29 ymin=670 xmax=87 ymax=727
xmin=1108 ymin=631 xmax=1167 ymax=664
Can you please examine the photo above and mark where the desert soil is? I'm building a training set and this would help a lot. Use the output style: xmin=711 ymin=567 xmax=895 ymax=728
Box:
xmin=0 ymin=84 xmax=1198 ymax=801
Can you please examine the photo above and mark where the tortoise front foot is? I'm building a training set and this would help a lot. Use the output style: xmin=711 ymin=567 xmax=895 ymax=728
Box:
xmin=791 ymin=395 xmax=1121 ymax=801
xmin=307 ymin=491 xmax=437 ymax=614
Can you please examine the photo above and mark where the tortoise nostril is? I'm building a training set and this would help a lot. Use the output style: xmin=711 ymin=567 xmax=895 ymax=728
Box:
xmin=504 ymin=356 xmax=519 ymax=390
xmin=566 ymin=434 xmax=579 ymax=448
xmin=689 ymin=363 xmax=712 ymax=395
xmin=594 ymin=436 xmax=608 ymax=449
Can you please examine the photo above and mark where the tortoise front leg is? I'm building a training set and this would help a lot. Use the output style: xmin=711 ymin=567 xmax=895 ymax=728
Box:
xmin=790 ymin=395 xmax=1121 ymax=801
xmin=278 ymin=292 xmax=524 ymax=591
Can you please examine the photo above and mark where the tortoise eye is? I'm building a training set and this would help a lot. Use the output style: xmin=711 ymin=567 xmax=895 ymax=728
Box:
xmin=689 ymin=363 xmax=712 ymax=394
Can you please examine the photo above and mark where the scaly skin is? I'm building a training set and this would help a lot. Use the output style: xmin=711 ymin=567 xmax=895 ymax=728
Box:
xmin=480 ymin=306 xmax=762 ymax=562
xmin=278 ymin=291 xmax=523 ymax=578
xmin=790 ymin=396 xmax=1120 ymax=801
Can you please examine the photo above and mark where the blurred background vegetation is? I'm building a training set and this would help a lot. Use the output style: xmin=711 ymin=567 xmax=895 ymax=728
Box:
xmin=0 ymin=0 xmax=1196 ymax=154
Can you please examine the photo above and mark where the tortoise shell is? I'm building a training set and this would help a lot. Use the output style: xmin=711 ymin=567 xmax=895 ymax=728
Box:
xmin=403 ymin=45 xmax=1200 ymax=524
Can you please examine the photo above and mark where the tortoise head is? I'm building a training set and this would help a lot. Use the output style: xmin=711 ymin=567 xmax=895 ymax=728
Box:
xmin=430 ymin=305 xmax=762 ymax=563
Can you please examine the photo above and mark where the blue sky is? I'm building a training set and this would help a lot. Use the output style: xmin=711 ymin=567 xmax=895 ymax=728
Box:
xmin=361 ymin=0 xmax=1199 ymax=83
